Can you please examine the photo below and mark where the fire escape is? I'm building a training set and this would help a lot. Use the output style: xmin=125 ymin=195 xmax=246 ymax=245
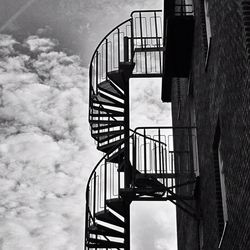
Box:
xmin=85 ymin=1 xmax=196 ymax=249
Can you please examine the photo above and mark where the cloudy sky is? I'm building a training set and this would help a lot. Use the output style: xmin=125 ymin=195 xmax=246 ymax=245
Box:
xmin=0 ymin=1 xmax=176 ymax=250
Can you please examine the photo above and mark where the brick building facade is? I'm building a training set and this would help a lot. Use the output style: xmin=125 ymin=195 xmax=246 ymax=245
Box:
xmin=167 ymin=0 xmax=250 ymax=249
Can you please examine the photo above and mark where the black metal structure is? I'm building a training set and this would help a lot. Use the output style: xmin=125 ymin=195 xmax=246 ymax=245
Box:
xmin=85 ymin=3 xmax=196 ymax=249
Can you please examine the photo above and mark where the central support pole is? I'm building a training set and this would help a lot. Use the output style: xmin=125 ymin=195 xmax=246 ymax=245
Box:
xmin=123 ymin=73 xmax=131 ymax=250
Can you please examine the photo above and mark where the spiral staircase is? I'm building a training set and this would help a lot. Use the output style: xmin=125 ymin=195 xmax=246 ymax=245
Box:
xmin=85 ymin=7 xmax=197 ymax=250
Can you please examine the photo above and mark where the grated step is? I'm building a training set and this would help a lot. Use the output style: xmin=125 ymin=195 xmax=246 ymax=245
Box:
xmin=95 ymin=210 xmax=124 ymax=227
xmin=106 ymin=198 xmax=126 ymax=216
xmin=97 ymin=139 xmax=124 ymax=153
xmin=98 ymin=80 xmax=124 ymax=98
xmin=92 ymin=130 xmax=124 ymax=143
xmin=88 ymin=223 xmax=124 ymax=238
xmin=86 ymin=238 xmax=124 ymax=249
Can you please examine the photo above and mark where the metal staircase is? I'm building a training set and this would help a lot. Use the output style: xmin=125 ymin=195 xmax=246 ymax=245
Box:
xmin=86 ymin=6 xmax=197 ymax=250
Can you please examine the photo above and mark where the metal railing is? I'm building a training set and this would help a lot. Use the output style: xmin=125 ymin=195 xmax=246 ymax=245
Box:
xmin=131 ymin=10 xmax=163 ymax=76
xmin=85 ymin=126 xmax=197 ymax=235
xmin=88 ymin=10 xmax=164 ymax=109
xmin=131 ymin=127 xmax=197 ymax=197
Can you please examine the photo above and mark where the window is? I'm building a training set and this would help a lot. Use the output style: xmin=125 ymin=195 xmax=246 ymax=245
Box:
xmin=213 ymin=120 xmax=228 ymax=247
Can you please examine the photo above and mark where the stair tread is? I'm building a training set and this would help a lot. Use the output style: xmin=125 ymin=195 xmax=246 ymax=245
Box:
xmin=98 ymin=139 xmax=124 ymax=153
xmin=91 ymin=123 xmax=124 ymax=131
xmin=135 ymin=174 xmax=166 ymax=191
xmin=90 ymin=112 xmax=124 ymax=117
xmin=90 ymin=120 xmax=124 ymax=125
xmin=92 ymin=94 xmax=124 ymax=108
xmin=106 ymin=198 xmax=125 ymax=216
xmin=92 ymin=130 xmax=124 ymax=143
xmin=98 ymin=80 xmax=124 ymax=98
xmin=87 ymin=238 xmax=124 ymax=248
xmin=95 ymin=210 xmax=124 ymax=227
xmin=107 ymin=148 xmax=125 ymax=163
xmin=107 ymin=70 xmax=125 ymax=90
xmin=91 ymin=105 xmax=124 ymax=116
xmin=89 ymin=223 xmax=124 ymax=238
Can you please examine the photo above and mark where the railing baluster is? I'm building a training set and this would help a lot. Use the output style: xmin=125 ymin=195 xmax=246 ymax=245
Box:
xmin=93 ymin=172 xmax=96 ymax=221
xmin=132 ymin=135 xmax=137 ymax=187
xmin=104 ymin=161 xmax=107 ymax=211
xmin=124 ymin=36 xmax=129 ymax=62
xmin=105 ymin=39 xmax=108 ymax=79
xmin=154 ymin=142 xmax=157 ymax=174
xmin=118 ymin=28 xmax=120 ymax=65
xmin=144 ymin=129 xmax=147 ymax=174
xmin=118 ymin=164 xmax=120 ymax=197
xmin=96 ymin=53 xmax=98 ymax=92
xmin=130 ymin=18 xmax=134 ymax=62
xmin=158 ymin=129 xmax=162 ymax=174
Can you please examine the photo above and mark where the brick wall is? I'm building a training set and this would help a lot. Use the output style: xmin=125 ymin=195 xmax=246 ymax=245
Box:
xmin=170 ymin=0 xmax=250 ymax=249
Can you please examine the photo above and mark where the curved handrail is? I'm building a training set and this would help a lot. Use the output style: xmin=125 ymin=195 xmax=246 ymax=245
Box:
xmin=89 ymin=18 xmax=132 ymax=67
xmin=85 ymin=134 xmax=131 ymax=192
xmin=86 ymin=127 xmax=169 ymax=192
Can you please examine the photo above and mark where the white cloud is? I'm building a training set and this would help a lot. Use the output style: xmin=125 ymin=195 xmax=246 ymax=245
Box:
xmin=0 ymin=33 xmax=176 ymax=250
xmin=24 ymin=36 xmax=58 ymax=53
xmin=0 ymin=34 xmax=97 ymax=250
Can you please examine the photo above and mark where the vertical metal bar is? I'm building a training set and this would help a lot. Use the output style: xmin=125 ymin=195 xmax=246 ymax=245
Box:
xmin=154 ymin=142 xmax=157 ymax=174
xmin=165 ymin=148 xmax=168 ymax=188
xmin=93 ymin=173 xmax=96 ymax=218
xmin=124 ymin=69 xmax=130 ymax=189
xmin=85 ymin=188 xmax=90 ymax=250
xmin=132 ymin=135 xmax=136 ymax=187
xmin=124 ymin=36 xmax=129 ymax=62
xmin=105 ymin=39 xmax=108 ymax=79
xmin=118 ymin=28 xmax=120 ymax=66
xmin=104 ymin=161 xmax=107 ymax=211
xmin=158 ymin=129 xmax=162 ymax=174
xmin=130 ymin=18 xmax=134 ymax=62
xmin=144 ymin=43 xmax=148 ymax=74
xmin=118 ymin=165 xmax=120 ymax=197
xmin=154 ymin=12 xmax=159 ymax=48
xmin=144 ymin=129 xmax=147 ymax=174
xmin=161 ymin=146 xmax=165 ymax=185
xmin=96 ymin=53 xmax=99 ymax=92
xmin=139 ymin=12 xmax=143 ymax=49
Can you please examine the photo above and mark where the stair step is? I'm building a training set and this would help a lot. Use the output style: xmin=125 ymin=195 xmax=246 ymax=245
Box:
xmin=98 ymin=80 xmax=124 ymax=98
xmin=92 ymin=130 xmax=124 ymax=143
xmin=88 ymin=223 xmax=124 ymax=238
xmin=95 ymin=210 xmax=124 ymax=227
xmin=135 ymin=174 xmax=166 ymax=192
xmin=107 ymin=70 xmax=125 ymax=90
xmin=86 ymin=238 xmax=124 ymax=248
xmin=91 ymin=105 xmax=124 ymax=116
xmin=91 ymin=123 xmax=124 ymax=131
xmin=90 ymin=120 xmax=124 ymax=125
xmin=107 ymin=148 xmax=125 ymax=163
xmin=106 ymin=198 xmax=126 ymax=216
xmin=92 ymin=94 xmax=124 ymax=108
xmin=90 ymin=112 xmax=124 ymax=118
xmin=98 ymin=139 xmax=124 ymax=153
xmin=98 ymin=92 xmax=124 ymax=105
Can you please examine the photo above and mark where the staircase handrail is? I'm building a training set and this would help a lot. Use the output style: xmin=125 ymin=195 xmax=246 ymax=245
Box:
xmin=89 ymin=18 xmax=132 ymax=93
xmin=86 ymin=128 xmax=169 ymax=193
